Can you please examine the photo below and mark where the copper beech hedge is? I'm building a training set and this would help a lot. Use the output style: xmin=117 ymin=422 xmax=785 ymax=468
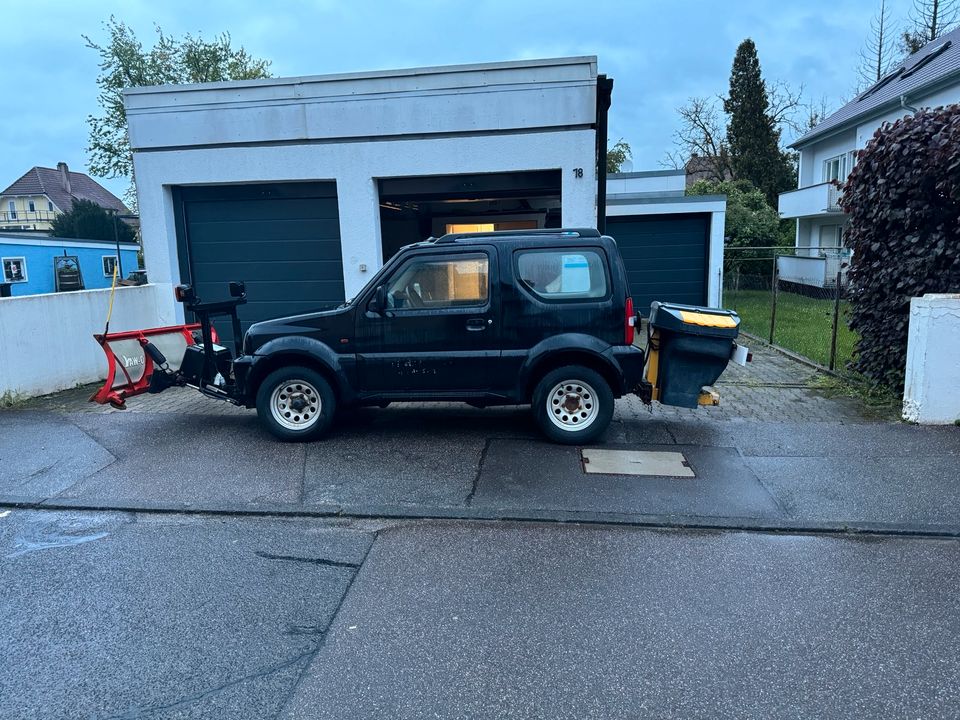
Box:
xmin=839 ymin=104 xmax=960 ymax=390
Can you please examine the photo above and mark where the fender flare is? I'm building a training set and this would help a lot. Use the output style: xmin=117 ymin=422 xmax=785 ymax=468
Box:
xmin=245 ymin=336 xmax=354 ymax=403
xmin=515 ymin=334 xmax=625 ymax=399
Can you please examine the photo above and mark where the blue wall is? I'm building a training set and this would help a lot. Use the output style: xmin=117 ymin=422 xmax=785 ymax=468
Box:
xmin=1 ymin=241 xmax=140 ymax=296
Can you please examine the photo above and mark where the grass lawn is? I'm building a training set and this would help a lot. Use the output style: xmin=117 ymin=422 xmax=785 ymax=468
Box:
xmin=724 ymin=289 xmax=858 ymax=369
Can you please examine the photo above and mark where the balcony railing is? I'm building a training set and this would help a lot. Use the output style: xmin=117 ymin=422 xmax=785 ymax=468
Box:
xmin=0 ymin=210 xmax=58 ymax=223
xmin=778 ymin=182 xmax=846 ymax=219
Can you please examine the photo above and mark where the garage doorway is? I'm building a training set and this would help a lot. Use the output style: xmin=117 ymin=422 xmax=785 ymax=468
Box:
xmin=606 ymin=213 xmax=710 ymax=314
xmin=173 ymin=182 xmax=344 ymax=347
xmin=377 ymin=170 xmax=562 ymax=261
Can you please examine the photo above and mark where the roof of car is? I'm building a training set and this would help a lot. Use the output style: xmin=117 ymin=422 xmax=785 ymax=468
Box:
xmin=429 ymin=228 xmax=608 ymax=246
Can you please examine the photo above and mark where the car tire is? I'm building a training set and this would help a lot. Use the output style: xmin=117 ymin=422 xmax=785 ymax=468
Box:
xmin=532 ymin=365 xmax=614 ymax=445
xmin=256 ymin=366 xmax=336 ymax=442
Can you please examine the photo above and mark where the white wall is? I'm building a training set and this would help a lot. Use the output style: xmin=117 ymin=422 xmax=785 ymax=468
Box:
xmin=857 ymin=84 xmax=960 ymax=146
xmin=605 ymin=197 xmax=726 ymax=308
xmin=799 ymin=129 xmax=857 ymax=187
xmin=0 ymin=284 xmax=174 ymax=399
xmin=606 ymin=171 xmax=685 ymax=196
xmin=903 ymin=294 xmax=960 ymax=424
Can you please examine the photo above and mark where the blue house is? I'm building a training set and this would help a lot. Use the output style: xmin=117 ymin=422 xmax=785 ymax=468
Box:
xmin=0 ymin=232 xmax=140 ymax=297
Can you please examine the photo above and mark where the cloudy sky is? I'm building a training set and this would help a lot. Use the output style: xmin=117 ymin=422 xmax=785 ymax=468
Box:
xmin=1 ymin=0 xmax=893 ymax=198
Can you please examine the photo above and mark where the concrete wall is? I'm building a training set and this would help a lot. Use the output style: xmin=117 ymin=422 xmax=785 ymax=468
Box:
xmin=903 ymin=294 xmax=960 ymax=424
xmin=0 ymin=283 xmax=174 ymax=399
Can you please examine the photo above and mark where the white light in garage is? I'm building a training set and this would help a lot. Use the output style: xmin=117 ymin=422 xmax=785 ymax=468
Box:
xmin=446 ymin=223 xmax=495 ymax=234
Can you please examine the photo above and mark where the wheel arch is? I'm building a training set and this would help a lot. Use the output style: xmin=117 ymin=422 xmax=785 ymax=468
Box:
xmin=519 ymin=336 xmax=625 ymax=401
xmin=244 ymin=338 xmax=352 ymax=407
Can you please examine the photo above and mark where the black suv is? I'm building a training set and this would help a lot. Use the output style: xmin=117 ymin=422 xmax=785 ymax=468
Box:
xmin=144 ymin=228 xmax=741 ymax=444
xmin=232 ymin=229 xmax=644 ymax=444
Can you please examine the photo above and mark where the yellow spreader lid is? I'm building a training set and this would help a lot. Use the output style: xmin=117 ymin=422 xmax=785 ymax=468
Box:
xmin=679 ymin=310 xmax=739 ymax=328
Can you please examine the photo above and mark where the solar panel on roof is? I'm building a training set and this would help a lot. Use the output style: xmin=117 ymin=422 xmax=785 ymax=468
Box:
xmin=902 ymin=40 xmax=952 ymax=78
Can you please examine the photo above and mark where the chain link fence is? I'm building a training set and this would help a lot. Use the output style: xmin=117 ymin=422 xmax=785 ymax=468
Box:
xmin=722 ymin=246 xmax=856 ymax=371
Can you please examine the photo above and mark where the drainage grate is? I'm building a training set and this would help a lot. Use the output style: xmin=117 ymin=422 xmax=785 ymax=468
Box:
xmin=581 ymin=449 xmax=695 ymax=477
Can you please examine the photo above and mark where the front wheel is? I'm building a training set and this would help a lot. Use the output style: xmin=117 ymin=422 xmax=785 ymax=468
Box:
xmin=256 ymin=366 xmax=336 ymax=442
xmin=531 ymin=365 xmax=614 ymax=445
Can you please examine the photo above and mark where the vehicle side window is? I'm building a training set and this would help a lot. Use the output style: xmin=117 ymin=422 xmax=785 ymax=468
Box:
xmin=516 ymin=249 xmax=607 ymax=300
xmin=386 ymin=253 xmax=489 ymax=310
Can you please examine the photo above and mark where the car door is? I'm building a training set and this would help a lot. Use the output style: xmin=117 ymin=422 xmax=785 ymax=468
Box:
xmin=355 ymin=246 xmax=500 ymax=394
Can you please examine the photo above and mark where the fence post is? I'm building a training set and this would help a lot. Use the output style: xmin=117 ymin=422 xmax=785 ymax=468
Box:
xmin=829 ymin=269 xmax=842 ymax=371
xmin=769 ymin=254 xmax=779 ymax=344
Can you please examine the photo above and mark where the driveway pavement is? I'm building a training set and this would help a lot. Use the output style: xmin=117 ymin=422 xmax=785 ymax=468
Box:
xmin=1 ymin=344 xmax=957 ymax=533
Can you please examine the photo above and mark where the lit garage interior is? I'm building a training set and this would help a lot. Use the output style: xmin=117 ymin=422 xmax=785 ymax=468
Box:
xmin=378 ymin=170 xmax=562 ymax=260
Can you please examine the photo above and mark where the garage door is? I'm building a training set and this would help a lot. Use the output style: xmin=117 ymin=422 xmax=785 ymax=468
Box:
xmin=606 ymin=213 xmax=709 ymax=314
xmin=174 ymin=183 xmax=344 ymax=347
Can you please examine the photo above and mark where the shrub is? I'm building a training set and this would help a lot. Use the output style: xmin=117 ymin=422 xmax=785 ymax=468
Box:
xmin=840 ymin=104 xmax=960 ymax=390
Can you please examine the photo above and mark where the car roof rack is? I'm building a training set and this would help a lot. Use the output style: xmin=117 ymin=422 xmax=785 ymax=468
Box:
xmin=433 ymin=228 xmax=602 ymax=243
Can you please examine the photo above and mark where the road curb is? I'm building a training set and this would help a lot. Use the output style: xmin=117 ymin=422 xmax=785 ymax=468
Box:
xmin=3 ymin=496 xmax=960 ymax=540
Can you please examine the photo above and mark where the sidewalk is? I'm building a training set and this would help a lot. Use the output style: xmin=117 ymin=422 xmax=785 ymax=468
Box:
xmin=2 ymin=344 xmax=957 ymax=534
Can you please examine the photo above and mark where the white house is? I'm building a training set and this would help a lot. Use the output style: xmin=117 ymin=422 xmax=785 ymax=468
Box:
xmin=124 ymin=56 xmax=725 ymax=342
xmin=778 ymin=27 xmax=960 ymax=287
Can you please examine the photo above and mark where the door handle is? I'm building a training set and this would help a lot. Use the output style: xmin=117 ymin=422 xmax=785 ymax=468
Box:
xmin=466 ymin=317 xmax=491 ymax=331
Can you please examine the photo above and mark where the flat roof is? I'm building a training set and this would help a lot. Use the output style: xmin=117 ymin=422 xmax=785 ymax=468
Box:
xmin=123 ymin=56 xmax=598 ymax=97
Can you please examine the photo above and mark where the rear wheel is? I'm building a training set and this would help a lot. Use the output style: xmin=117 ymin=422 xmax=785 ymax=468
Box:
xmin=532 ymin=365 xmax=614 ymax=445
xmin=256 ymin=366 xmax=335 ymax=442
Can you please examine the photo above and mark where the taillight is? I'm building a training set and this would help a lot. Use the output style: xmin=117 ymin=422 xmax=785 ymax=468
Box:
xmin=210 ymin=326 xmax=219 ymax=344
xmin=625 ymin=297 xmax=636 ymax=345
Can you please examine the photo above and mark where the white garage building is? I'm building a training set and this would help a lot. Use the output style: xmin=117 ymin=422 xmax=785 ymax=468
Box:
xmin=125 ymin=56 xmax=724 ymax=340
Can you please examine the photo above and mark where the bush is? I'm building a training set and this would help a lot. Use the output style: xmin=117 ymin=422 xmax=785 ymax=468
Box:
xmin=840 ymin=104 xmax=960 ymax=389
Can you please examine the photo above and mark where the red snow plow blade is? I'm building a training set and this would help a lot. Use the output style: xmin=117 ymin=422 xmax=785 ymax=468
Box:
xmin=89 ymin=324 xmax=210 ymax=409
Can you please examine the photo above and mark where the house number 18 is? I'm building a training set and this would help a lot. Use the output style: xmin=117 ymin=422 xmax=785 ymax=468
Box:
xmin=572 ymin=167 xmax=584 ymax=178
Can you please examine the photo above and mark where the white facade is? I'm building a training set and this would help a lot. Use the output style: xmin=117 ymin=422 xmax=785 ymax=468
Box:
xmin=903 ymin=294 xmax=960 ymax=424
xmin=125 ymin=57 xmax=601 ymax=323
xmin=780 ymin=74 xmax=960 ymax=258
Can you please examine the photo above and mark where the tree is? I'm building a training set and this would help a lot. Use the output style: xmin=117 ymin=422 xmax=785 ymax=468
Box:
xmin=664 ymin=97 xmax=733 ymax=182
xmin=85 ymin=18 xmax=272 ymax=205
xmin=858 ymin=0 xmax=898 ymax=89
xmin=838 ymin=105 xmax=960 ymax=388
xmin=901 ymin=0 xmax=959 ymax=53
xmin=50 ymin=199 xmax=137 ymax=244
xmin=723 ymin=39 xmax=797 ymax=206
xmin=688 ymin=179 xmax=788 ymax=248
xmin=606 ymin=140 xmax=632 ymax=173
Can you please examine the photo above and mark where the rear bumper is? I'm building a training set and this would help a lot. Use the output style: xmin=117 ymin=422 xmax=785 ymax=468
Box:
xmin=610 ymin=345 xmax=646 ymax=396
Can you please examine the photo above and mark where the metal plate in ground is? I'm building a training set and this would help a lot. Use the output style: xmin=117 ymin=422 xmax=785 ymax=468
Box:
xmin=581 ymin=449 xmax=695 ymax=477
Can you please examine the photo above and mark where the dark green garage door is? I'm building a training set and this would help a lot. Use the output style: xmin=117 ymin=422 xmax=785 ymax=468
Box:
xmin=174 ymin=182 xmax=344 ymax=346
xmin=606 ymin=213 xmax=709 ymax=314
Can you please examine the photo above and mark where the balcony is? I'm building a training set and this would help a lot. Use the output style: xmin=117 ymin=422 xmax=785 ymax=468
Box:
xmin=0 ymin=210 xmax=58 ymax=229
xmin=778 ymin=182 xmax=845 ymax=219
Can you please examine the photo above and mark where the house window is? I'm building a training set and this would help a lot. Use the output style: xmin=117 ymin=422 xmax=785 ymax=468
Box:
xmin=102 ymin=256 xmax=118 ymax=277
xmin=28 ymin=200 xmax=36 ymax=213
xmin=47 ymin=200 xmax=54 ymax=212
xmin=2 ymin=257 xmax=27 ymax=283
xmin=822 ymin=153 xmax=855 ymax=183
xmin=7 ymin=201 xmax=16 ymax=220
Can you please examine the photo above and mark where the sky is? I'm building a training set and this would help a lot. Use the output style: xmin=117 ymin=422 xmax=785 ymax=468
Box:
xmin=0 ymin=0 xmax=894 ymax=199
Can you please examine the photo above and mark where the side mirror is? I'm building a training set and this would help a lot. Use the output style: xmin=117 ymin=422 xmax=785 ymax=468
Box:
xmin=369 ymin=285 xmax=387 ymax=315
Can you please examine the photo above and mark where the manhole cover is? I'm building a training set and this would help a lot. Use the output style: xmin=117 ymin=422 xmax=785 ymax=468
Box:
xmin=581 ymin=449 xmax=695 ymax=477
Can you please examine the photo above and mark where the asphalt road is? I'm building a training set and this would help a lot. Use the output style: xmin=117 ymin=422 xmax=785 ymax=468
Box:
xmin=3 ymin=509 xmax=960 ymax=719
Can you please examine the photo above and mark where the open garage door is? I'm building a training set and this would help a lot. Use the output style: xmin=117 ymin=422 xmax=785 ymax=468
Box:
xmin=378 ymin=170 xmax=562 ymax=261
xmin=174 ymin=182 xmax=344 ymax=347
xmin=606 ymin=213 xmax=709 ymax=315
